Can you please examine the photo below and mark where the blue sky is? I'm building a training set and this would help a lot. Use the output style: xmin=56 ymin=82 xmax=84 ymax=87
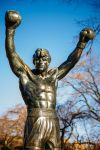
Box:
xmin=0 ymin=0 xmax=99 ymax=115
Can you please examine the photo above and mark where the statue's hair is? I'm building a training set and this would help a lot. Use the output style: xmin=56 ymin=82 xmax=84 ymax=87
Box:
xmin=33 ymin=48 xmax=51 ymax=64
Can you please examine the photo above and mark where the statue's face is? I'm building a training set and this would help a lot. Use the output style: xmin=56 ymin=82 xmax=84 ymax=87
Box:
xmin=34 ymin=50 xmax=50 ymax=72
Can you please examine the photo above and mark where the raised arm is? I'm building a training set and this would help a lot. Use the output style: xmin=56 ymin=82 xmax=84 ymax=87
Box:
xmin=57 ymin=28 xmax=95 ymax=80
xmin=5 ymin=11 xmax=28 ymax=77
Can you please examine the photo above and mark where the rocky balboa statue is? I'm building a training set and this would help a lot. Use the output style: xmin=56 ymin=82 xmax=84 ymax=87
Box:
xmin=5 ymin=11 xmax=95 ymax=150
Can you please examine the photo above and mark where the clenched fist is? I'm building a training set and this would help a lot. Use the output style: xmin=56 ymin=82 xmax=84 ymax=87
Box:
xmin=79 ymin=28 xmax=95 ymax=43
xmin=5 ymin=10 xmax=22 ymax=29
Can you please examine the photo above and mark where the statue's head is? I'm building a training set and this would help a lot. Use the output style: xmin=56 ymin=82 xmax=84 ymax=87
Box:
xmin=33 ymin=48 xmax=51 ymax=72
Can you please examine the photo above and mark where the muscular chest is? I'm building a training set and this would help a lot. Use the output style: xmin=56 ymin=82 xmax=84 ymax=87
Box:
xmin=20 ymin=74 xmax=57 ymax=96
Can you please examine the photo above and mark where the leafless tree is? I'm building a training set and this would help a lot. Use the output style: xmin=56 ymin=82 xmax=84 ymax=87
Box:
xmin=0 ymin=104 xmax=26 ymax=148
xmin=56 ymin=54 xmax=100 ymax=149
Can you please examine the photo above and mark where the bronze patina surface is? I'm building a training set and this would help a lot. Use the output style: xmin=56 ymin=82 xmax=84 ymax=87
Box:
xmin=5 ymin=10 xmax=95 ymax=150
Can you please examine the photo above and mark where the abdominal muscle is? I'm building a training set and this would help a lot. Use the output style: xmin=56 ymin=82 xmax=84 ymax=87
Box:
xmin=20 ymin=80 xmax=56 ymax=109
xmin=20 ymin=72 xmax=57 ymax=109
xmin=28 ymin=89 xmax=56 ymax=109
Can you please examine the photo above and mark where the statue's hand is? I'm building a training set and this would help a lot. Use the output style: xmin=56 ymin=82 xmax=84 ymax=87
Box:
xmin=5 ymin=11 xmax=21 ymax=29
xmin=79 ymin=28 xmax=95 ymax=43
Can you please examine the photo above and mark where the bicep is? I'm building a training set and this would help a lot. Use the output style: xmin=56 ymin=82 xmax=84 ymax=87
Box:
xmin=57 ymin=48 xmax=83 ymax=80
xmin=57 ymin=61 xmax=75 ymax=80
xmin=7 ymin=52 xmax=26 ymax=77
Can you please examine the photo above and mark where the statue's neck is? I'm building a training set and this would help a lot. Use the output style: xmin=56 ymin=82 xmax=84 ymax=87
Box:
xmin=35 ymin=69 xmax=48 ymax=78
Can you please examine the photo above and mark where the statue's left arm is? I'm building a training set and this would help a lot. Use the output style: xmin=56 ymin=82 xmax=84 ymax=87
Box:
xmin=57 ymin=28 xmax=95 ymax=80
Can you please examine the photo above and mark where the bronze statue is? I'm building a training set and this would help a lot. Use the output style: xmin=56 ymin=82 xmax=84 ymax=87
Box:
xmin=5 ymin=10 xmax=95 ymax=150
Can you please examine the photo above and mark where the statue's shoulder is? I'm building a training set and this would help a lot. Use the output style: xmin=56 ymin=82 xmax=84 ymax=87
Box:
xmin=48 ymin=68 xmax=58 ymax=80
xmin=23 ymin=67 xmax=36 ymax=81
xmin=48 ymin=68 xmax=58 ymax=74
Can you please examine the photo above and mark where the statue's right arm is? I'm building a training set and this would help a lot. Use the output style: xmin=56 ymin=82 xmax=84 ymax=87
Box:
xmin=5 ymin=11 xmax=28 ymax=77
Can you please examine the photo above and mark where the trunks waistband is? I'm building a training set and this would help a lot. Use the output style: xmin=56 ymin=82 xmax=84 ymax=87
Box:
xmin=27 ymin=108 xmax=57 ymax=118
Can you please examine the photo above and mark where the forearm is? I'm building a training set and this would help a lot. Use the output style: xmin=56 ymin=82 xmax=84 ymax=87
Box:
xmin=71 ymin=27 xmax=95 ymax=63
xmin=5 ymin=28 xmax=16 ymax=57
xmin=67 ymin=41 xmax=87 ymax=65
xmin=5 ymin=27 xmax=23 ymax=76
